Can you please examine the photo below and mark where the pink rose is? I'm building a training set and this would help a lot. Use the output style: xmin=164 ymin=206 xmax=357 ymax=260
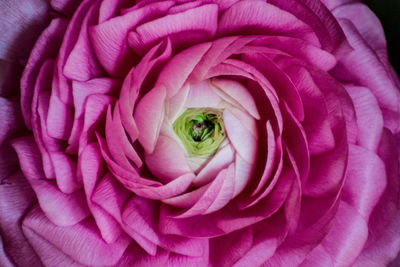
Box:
xmin=1 ymin=0 xmax=400 ymax=266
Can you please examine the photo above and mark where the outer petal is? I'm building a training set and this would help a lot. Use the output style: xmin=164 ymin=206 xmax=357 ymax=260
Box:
xmin=11 ymin=136 xmax=90 ymax=226
xmin=0 ymin=172 xmax=42 ymax=266
xmin=0 ymin=0 xmax=49 ymax=61
xmin=23 ymin=206 xmax=131 ymax=266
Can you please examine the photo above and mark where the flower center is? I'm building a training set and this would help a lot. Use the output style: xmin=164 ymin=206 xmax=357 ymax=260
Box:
xmin=173 ymin=108 xmax=225 ymax=157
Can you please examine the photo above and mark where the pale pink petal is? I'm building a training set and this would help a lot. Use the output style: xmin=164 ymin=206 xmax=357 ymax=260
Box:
xmin=156 ymin=42 xmax=211 ymax=98
xmin=184 ymin=80 xmax=222 ymax=108
xmin=167 ymin=83 xmax=190 ymax=121
xmin=134 ymin=86 xmax=166 ymax=154
xmin=226 ymin=106 xmax=258 ymax=139
xmin=223 ymin=109 xmax=257 ymax=164
xmin=211 ymin=78 xmax=260 ymax=119
xmin=194 ymin=144 xmax=235 ymax=186
xmin=128 ymin=4 xmax=218 ymax=55
xmin=145 ymin=135 xmax=192 ymax=183
xmin=162 ymin=185 xmax=209 ymax=208
xmin=190 ymin=36 xmax=248 ymax=81
xmin=204 ymin=163 xmax=235 ymax=214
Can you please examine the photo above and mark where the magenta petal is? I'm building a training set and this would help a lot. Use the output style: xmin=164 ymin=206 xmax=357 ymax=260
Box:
xmin=162 ymin=185 xmax=209 ymax=208
xmin=269 ymin=0 xmax=351 ymax=58
xmin=23 ymin=206 xmax=131 ymax=266
xmin=223 ymin=109 xmax=257 ymax=164
xmin=89 ymin=1 xmax=173 ymax=75
xmin=218 ymin=1 xmax=319 ymax=46
xmin=46 ymin=87 xmax=73 ymax=140
xmin=22 ymin=227 xmax=84 ymax=267
xmin=11 ymin=136 xmax=90 ymax=226
xmin=63 ymin=3 xmax=103 ymax=81
xmin=80 ymin=143 xmax=124 ymax=243
xmin=333 ymin=18 xmax=400 ymax=132
xmin=91 ymin=173 xmax=131 ymax=222
xmin=128 ymin=4 xmax=218 ymax=55
xmin=134 ymin=86 xmax=166 ymax=154
xmin=69 ymin=77 xmax=120 ymax=152
xmin=50 ymin=151 xmax=80 ymax=193
xmin=303 ymin=201 xmax=368 ymax=266
xmin=174 ymin=164 xmax=235 ymax=218
xmin=0 ymin=172 xmax=42 ymax=266
xmin=50 ymin=0 xmax=80 ymax=16
xmin=106 ymin=104 xmax=142 ymax=169
xmin=211 ymin=227 xmax=253 ymax=267
xmin=345 ymin=85 xmax=383 ymax=152
xmin=342 ymin=145 xmax=386 ymax=220
xmin=21 ymin=18 xmax=67 ymax=129
xmin=353 ymin=129 xmax=400 ymax=266
xmin=0 ymin=0 xmax=49 ymax=61
xmin=122 ymin=196 xmax=208 ymax=257
xmin=135 ymin=172 xmax=195 ymax=200
xmin=0 ymin=98 xmax=22 ymax=145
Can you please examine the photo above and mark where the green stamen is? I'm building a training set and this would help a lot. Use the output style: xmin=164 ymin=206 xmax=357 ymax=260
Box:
xmin=173 ymin=108 xmax=225 ymax=157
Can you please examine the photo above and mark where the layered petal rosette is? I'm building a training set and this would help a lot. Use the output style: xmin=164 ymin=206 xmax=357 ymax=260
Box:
xmin=1 ymin=0 xmax=400 ymax=266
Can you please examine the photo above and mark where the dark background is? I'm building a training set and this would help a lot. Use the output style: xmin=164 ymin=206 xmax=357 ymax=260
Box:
xmin=365 ymin=0 xmax=400 ymax=75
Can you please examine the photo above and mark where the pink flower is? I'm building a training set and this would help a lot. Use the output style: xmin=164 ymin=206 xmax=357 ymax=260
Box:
xmin=1 ymin=0 xmax=400 ymax=266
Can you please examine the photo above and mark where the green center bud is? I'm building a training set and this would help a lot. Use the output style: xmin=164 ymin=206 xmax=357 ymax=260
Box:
xmin=173 ymin=108 xmax=225 ymax=157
